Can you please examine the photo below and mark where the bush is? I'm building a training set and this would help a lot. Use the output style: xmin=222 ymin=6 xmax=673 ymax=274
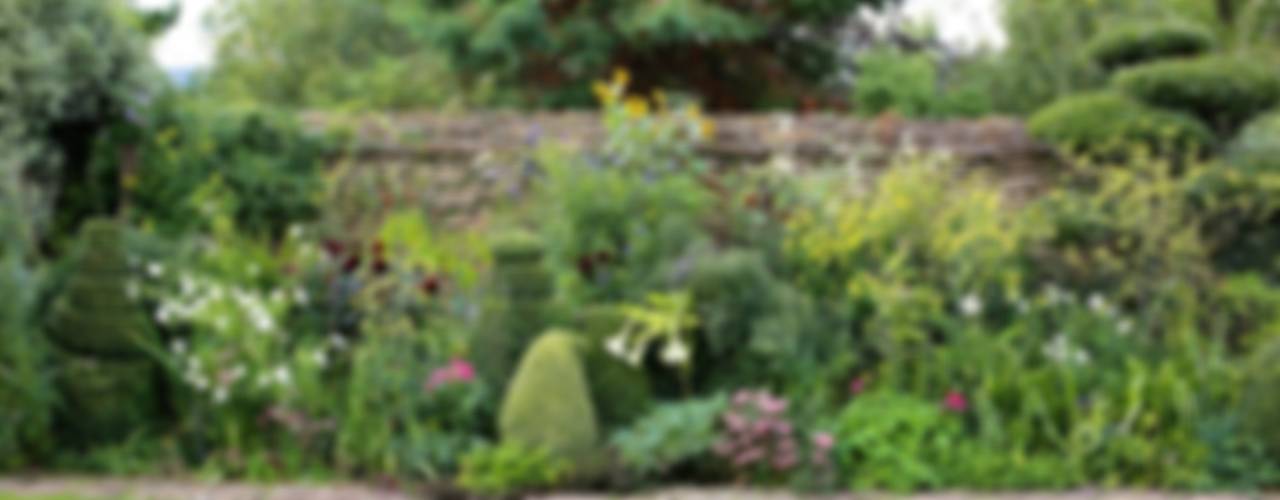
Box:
xmin=0 ymin=0 xmax=157 ymax=239
xmin=852 ymin=48 xmax=992 ymax=118
xmin=1028 ymin=92 xmax=1215 ymax=158
xmin=573 ymin=306 xmax=653 ymax=430
xmin=1085 ymin=21 xmax=1215 ymax=72
xmin=498 ymin=331 xmax=600 ymax=468
xmin=457 ymin=442 xmax=571 ymax=497
xmin=830 ymin=392 xmax=961 ymax=491
xmin=610 ymin=395 xmax=726 ymax=479
xmin=0 ymin=257 xmax=53 ymax=468
xmin=473 ymin=232 xmax=555 ymax=389
xmin=1241 ymin=336 xmax=1280 ymax=460
xmin=45 ymin=219 xmax=158 ymax=446
xmin=1112 ymin=55 xmax=1280 ymax=134
xmin=1228 ymin=111 xmax=1280 ymax=172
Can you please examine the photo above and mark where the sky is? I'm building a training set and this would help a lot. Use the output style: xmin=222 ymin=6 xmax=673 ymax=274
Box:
xmin=133 ymin=0 xmax=1006 ymax=70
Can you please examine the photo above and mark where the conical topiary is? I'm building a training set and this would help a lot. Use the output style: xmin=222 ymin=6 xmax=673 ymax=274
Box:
xmin=473 ymin=231 xmax=554 ymax=389
xmin=499 ymin=331 xmax=599 ymax=467
xmin=45 ymin=219 xmax=158 ymax=446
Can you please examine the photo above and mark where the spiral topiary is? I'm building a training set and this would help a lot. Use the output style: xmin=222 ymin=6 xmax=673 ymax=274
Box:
xmin=499 ymin=331 xmax=599 ymax=468
xmin=45 ymin=218 xmax=158 ymax=446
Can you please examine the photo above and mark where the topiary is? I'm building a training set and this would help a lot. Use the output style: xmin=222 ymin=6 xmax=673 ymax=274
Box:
xmin=473 ymin=231 xmax=555 ymax=390
xmin=1112 ymin=55 xmax=1280 ymax=135
xmin=499 ymin=331 xmax=600 ymax=468
xmin=1241 ymin=335 xmax=1280 ymax=459
xmin=45 ymin=218 xmax=158 ymax=446
xmin=1085 ymin=21 xmax=1215 ymax=72
xmin=573 ymin=305 xmax=652 ymax=430
xmin=1028 ymin=92 xmax=1216 ymax=159
xmin=1228 ymin=111 xmax=1280 ymax=173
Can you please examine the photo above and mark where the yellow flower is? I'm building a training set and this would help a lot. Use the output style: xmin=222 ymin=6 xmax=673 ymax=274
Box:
xmin=698 ymin=116 xmax=716 ymax=139
xmin=624 ymin=96 xmax=650 ymax=118
xmin=612 ymin=67 xmax=631 ymax=89
xmin=593 ymin=81 xmax=616 ymax=106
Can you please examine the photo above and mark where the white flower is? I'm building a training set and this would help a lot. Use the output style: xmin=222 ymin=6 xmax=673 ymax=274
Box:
xmin=311 ymin=349 xmax=328 ymax=368
xmin=147 ymin=262 xmax=165 ymax=278
xmin=212 ymin=386 xmax=229 ymax=405
xmin=328 ymin=333 xmax=349 ymax=351
xmin=288 ymin=224 xmax=304 ymax=240
xmin=1117 ymin=318 xmax=1134 ymax=336
xmin=180 ymin=274 xmax=196 ymax=296
xmin=292 ymin=287 xmax=310 ymax=306
xmin=660 ymin=340 xmax=691 ymax=366
xmin=1043 ymin=333 xmax=1090 ymax=366
xmin=125 ymin=280 xmax=140 ymax=301
xmin=1043 ymin=283 xmax=1071 ymax=305
xmin=1087 ymin=293 xmax=1111 ymax=316
xmin=227 ymin=364 xmax=247 ymax=383
xmin=155 ymin=305 xmax=173 ymax=325
xmin=958 ymin=293 xmax=984 ymax=318
xmin=272 ymin=365 xmax=292 ymax=387
xmin=169 ymin=338 xmax=187 ymax=355
xmin=605 ymin=334 xmax=629 ymax=360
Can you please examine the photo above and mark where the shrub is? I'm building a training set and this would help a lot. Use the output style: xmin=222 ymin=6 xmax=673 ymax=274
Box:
xmin=473 ymin=231 xmax=554 ymax=389
xmin=1241 ymin=336 xmax=1280 ymax=460
xmin=0 ymin=256 xmax=53 ymax=468
xmin=1085 ymin=21 xmax=1215 ymax=72
xmin=45 ymin=219 xmax=158 ymax=446
xmin=457 ymin=442 xmax=571 ymax=497
xmin=1028 ymin=92 xmax=1215 ymax=158
xmin=830 ymin=392 xmax=961 ymax=491
xmin=573 ymin=306 xmax=653 ymax=430
xmin=498 ymin=331 xmax=600 ymax=467
xmin=853 ymin=48 xmax=993 ymax=118
xmin=1112 ymin=55 xmax=1280 ymax=134
xmin=1228 ymin=111 xmax=1280 ymax=172
xmin=610 ymin=394 xmax=727 ymax=479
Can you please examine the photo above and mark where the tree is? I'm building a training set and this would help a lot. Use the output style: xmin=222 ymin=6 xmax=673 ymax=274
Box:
xmin=208 ymin=0 xmax=896 ymax=110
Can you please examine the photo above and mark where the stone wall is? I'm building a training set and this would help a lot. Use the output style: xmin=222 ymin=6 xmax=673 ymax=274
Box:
xmin=306 ymin=112 xmax=1060 ymax=227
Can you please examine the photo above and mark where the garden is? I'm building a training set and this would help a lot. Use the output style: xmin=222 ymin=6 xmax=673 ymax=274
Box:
xmin=3 ymin=0 xmax=1280 ymax=498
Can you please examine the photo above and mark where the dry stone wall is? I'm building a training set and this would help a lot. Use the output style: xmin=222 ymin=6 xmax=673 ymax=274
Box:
xmin=306 ymin=112 xmax=1061 ymax=227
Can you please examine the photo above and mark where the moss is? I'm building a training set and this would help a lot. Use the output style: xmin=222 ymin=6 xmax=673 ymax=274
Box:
xmin=573 ymin=306 xmax=652 ymax=430
xmin=1028 ymin=92 xmax=1216 ymax=160
xmin=499 ymin=331 xmax=599 ymax=467
xmin=1112 ymin=55 xmax=1280 ymax=135
xmin=1085 ymin=21 xmax=1215 ymax=72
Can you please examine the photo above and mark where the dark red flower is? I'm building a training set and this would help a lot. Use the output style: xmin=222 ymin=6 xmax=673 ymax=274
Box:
xmin=371 ymin=258 xmax=389 ymax=275
xmin=342 ymin=254 xmax=362 ymax=273
xmin=323 ymin=239 xmax=345 ymax=258
xmin=576 ymin=254 xmax=596 ymax=279
xmin=594 ymin=250 xmax=614 ymax=265
xmin=420 ymin=274 xmax=442 ymax=296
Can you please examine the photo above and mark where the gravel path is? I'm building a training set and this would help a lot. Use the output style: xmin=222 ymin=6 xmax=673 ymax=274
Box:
xmin=0 ymin=478 xmax=1274 ymax=500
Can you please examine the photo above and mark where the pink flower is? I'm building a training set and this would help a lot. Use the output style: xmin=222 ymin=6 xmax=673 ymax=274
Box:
xmin=812 ymin=432 xmax=834 ymax=451
xmin=424 ymin=358 xmax=476 ymax=392
xmin=849 ymin=376 xmax=869 ymax=396
xmin=448 ymin=359 xmax=475 ymax=382
xmin=757 ymin=394 xmax=788 ymax=415
xmin=943 ymin=390 xmax=969 ymax=413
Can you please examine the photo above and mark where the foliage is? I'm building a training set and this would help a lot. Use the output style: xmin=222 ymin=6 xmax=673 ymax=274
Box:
xmin=498 ymin=331 xmax=600 ymax=468
xmin=0 ymin=255 xmax=52 ymax=469
xmin=610 ymin=394 xmax=727 ymax=479
xmin=1228 ymin=111 xmax=1280 ymax=172
xmin=99 ymin=98 xmax=329 ymax=239
xmin=473 ymin=231 xmax=555 ymax=389
xmin=0 ymin=0 xmax=157 ymax=239
xmin=573 ymin=306 xmax=653 ymax=431
xmin=1085 ymin=21 xmax=1216 ymax=72
xmin=45 ymin=219 xmax=158 ymax=447
xmin=210 ymin=0 xmax=894 ymax=109
xmin=852 ymin=47 xmax=992 ymax=118
xmin=830 ymin=392 xmax=961 ymax=491
xmin=537 ymin=72 xmax=714 ymax=302
xmin=457 ymin=442 xmax=571 ymax=497
xmin=1241 ymin=335 xmax=1280 ymax=460
xmin=1112 ymin=55 xmax=1280 ymax=135
xmin=1027 ymin=92 xmax=1215 ymax=159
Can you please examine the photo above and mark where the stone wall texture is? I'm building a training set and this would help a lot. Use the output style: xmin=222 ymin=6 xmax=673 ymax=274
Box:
xmin=306 ymin=112 xmax=1061 ymax=227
